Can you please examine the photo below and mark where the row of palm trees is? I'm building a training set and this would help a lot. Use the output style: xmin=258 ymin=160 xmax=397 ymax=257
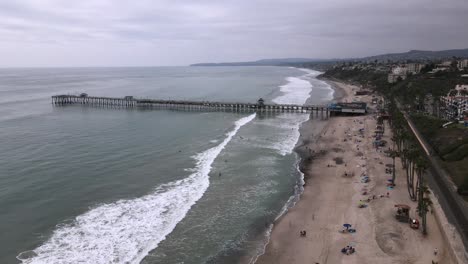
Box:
xmin=387 ymin=99 xmax=433 ymax=235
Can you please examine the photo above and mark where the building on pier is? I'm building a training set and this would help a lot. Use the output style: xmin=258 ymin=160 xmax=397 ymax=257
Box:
xmin=328 ymin=102 xmax=367 ymax=114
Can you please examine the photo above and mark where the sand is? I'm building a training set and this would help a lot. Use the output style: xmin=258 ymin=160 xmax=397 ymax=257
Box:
xmin=255 ymin=80 xmax=463 ymax=264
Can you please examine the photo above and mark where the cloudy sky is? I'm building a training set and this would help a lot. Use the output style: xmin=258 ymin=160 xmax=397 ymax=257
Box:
xmin=0 ymin=0 xmax=467 ymax=67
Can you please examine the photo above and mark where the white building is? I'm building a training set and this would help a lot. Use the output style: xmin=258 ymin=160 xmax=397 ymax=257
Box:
xmin=442 ymin=85 xmax=468 ymax=120
xmin=458 ymin=59 xmax=468 ymax=70
xmin=388 ymin=74 xmax=406 ymax=83
xmin=387 ymin=66 xmax=408 ymax=83
xmin=406 ymin=63 xmax=425 ymax=74
xmin=392 ymin=66 xmax=408 ymax=75
xmin=440 ymin=60 xmax=453 ymax=67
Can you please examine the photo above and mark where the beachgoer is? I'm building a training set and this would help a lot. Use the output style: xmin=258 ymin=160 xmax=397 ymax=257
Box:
xmin=434 ymin=248 xmax=438 ymax=255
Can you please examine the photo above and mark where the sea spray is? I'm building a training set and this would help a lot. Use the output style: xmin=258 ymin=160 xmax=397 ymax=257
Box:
xmin=18 ymin=113 xmax=257 ymax=264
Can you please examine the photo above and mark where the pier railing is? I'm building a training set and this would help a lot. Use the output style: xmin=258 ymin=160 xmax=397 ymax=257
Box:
xmin=52 ymin=95 xmax=332 ymax=115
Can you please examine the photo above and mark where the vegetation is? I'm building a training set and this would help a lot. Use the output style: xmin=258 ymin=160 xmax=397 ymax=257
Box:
xmin=411 ymin=114 xmax=468 ymax=190
xmin=322 ymin=67 xmax=389 ymax=91
xmin=322 ymin=65 xmax=468 ymax=114
xmin=419 ymin=185 xmax=433 ymax=235
xmin=386 ymin=98 xmax=433 ymax=233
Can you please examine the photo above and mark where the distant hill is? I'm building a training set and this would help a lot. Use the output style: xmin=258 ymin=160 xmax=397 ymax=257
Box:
xmin=190 ymin=58 xmax=336 ymax=67
xmin=190 ymin=48 xmax=468 ymax=66
xmin=360 ymin=48 xmax=468 ymax=62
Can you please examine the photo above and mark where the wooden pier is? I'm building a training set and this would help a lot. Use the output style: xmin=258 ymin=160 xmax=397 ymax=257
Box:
xmin=51 ymin=94 xmax=339 ymax=116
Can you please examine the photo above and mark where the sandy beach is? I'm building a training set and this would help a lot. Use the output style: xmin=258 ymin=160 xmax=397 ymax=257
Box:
xmin=255 ymin=80 xmax=465 ymax=264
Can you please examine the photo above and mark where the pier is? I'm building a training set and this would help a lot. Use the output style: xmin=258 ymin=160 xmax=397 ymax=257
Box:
xmin=51 ymin=94 xmax=366 ymax=116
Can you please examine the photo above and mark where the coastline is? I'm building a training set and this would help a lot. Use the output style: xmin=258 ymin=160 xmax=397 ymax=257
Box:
xmin=254 ymin=78 xmax=460 ymax=264
xmin=246 ymin=70 xmax=338 ymax=264
xmin=295 ymin=78 xmax=345 ymax=183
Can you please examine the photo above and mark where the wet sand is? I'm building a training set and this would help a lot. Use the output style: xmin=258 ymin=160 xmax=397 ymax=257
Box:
xmin=255 ymin=80 xmax=463 ymax=264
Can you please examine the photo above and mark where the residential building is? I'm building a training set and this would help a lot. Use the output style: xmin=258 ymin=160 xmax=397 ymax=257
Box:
xmin=440 ymin=60 xmax=453 ymax=67
xmin=387 ymin=66 xmax=408 ymax=83
xmin=458 ymin=59 xmax=468 ymax=70
xmin=406 ymin=63 xmax=425 ymax=74
xmin=441 ymin=85 xmax=468 ymax=120
xmin=388 ymin=74 xmax=406 ymax=83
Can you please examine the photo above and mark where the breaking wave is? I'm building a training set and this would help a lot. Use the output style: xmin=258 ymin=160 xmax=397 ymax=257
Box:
xmin=18 ymin=113 xmax=257 ymax=264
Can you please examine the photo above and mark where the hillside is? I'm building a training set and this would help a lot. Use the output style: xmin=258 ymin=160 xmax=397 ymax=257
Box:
xmin=361 ymin=48 xmax=468 ymax=62
xmin=190 ymin=58 xmax=337 ymax=66
xmin=191 ymin=48 xmax=468 ymax=66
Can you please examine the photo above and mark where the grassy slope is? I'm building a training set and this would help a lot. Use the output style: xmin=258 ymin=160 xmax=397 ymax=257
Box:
xmin=411 ymin=114 xmax=468 ymax=189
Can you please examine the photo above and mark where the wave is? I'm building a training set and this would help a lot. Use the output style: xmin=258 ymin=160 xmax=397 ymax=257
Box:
xmin=249 ymin=157 xmax=305 ymax=264
xmin=322 ymin=80 xmax=335 ymax=101
xmin=17 ymin=113 xmax=257 ymax=264
xmin=269 ymin=68 xmax=313 ymax=155
xmin=299 ymin=68 xmax=334 ymax=102
xmin=249 ymin=68 xmax=319 ymax=263
xmin=272 ymin=76 xmax=311 ymax=105
xmin=271 ymin=114 xmax=310 ymax=156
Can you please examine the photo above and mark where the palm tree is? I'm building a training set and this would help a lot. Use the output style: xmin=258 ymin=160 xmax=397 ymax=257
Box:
xmin=415 ymin=158 xmax=428 ymax=213
xmin=419 ymin=185 xmax=433 ymax=235
xmin=405 ymin=147 xmax=419 ymax=200
xmin=390 ymin=148 xmax=399 ymax=186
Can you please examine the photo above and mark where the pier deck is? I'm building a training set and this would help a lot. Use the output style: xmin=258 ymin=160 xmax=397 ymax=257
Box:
xmin=51 ymin=94 xmax=367 ymax=116
xmin=52 ymin=94 xmax=334 ymax=115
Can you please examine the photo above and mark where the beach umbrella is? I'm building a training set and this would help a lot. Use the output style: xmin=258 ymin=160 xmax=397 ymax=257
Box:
xmin=343 ymin=224 xmax=352 ymax=229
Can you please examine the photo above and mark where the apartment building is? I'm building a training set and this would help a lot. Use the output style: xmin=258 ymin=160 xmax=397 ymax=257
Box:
xmin=442 ymin=85 xmax=468 ymax=120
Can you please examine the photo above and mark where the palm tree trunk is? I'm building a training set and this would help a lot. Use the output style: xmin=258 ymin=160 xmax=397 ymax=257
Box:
xmin=410 ymin=162 xmax=416 ymax=200
xmin=422 ymin=209 xmax=427 ymax=235
xmin=417 ymin=172 xmax=423 ymax=217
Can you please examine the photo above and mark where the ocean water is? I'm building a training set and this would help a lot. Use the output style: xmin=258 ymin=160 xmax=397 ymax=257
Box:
xmin=0 ymin=66 xmax=333 ymax=264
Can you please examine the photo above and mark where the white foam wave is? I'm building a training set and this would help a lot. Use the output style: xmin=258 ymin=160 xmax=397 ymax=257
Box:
xmin=300 ymin=68 xmax=334 ymax=102
xmin=272 ymin=76 xmax=312 ymax=105
xmin=324 ymin=82 xmax=334 ymax=101
xmin=18 ymin=113 xmax=257 ymax=264
xmin=271 ymin=113 xmax=310 ymax=156
xmin=269 ymin=68 xmax=315 ymax=155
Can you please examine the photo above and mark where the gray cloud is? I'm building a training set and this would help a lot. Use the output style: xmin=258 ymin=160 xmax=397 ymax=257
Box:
xmin=0 ymin=0 xmax=467 ymax=66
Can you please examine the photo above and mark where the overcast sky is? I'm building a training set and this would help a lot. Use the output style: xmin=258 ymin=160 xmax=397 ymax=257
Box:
xmin=1 ymin=0 xmax=467 ymax=67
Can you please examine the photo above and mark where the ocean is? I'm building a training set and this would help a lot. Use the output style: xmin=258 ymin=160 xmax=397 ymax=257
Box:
xmin=0 ymin=66 xmax=333 ymax=264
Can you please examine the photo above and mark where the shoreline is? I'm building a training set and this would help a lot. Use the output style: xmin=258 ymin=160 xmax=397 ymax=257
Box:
xmin=254 ymin=78 xmax=461 ymax=264
xmin=295 ymin=77 xmax=345 ymax=182
xmin=246 ymin=71 xmax=339 ymax=264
